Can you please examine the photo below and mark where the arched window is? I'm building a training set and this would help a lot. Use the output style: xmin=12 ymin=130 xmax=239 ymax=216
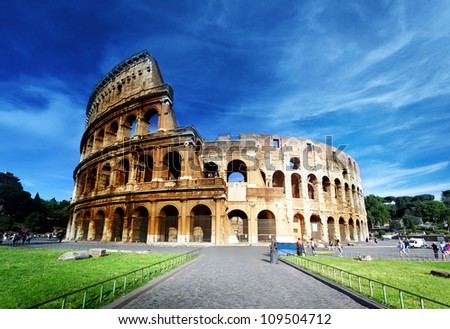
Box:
xmin=117 ymin=159 xmax=130 ymax=185
xmin=124 ymin=115 xmax=137 ymax=138
xmin=107 ymin=121 xmax=119 ymax=144
xmin=96 ymin=129 xmax=105 ymax=150
xmin=93 ymin=211 xmax=105 ymax=241
xmin=132 ymin=207 xmax=149 ymax=242
xmin=289 ymin=157 xmax=300 ymax=170
xmin=160 ymin=205 xmax=179 ymax=242
xmin=227 ymin=160 xmax=247 ymax=182
xmin=163 ymin=151 xmax=181 ymax=180
xmin=191 ymin=205 xmax=212 ymax=242
xmin=228 ymin=209 xmax=249 ymax=242
xmin=272 ymin=170 xmax=285 ymax=188
xmin=291 ymin=173 xmax=302 ymax=198
xmin=307 ymin=174 xmax=317 ymax=199
xmin=322 ymin=176 xmax=331 ymax=194
xmin=204 ymin=162 xmax=218 ymax=178
xmin=112 ymin=208 xmax=125 ymax=242
xmin=334 ymin=179 xmax=341 ymax=200
xmin=99 ymin=164 xmax=111 ymax=189
xmin=143 ymin=108 xmax=159 ymax=134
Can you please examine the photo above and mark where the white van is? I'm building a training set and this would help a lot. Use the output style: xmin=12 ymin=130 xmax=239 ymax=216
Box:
xmin=408 ymin=238 xmax=427 ymax=248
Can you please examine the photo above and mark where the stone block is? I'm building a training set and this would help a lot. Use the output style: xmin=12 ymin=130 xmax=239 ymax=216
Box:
xmin=58 ymin=250 xmax=90 ymax=261
xmin=89 ymin=248 xmax=107 ymax=257
xmin=357 ymin=254 xmax=372 ymax=261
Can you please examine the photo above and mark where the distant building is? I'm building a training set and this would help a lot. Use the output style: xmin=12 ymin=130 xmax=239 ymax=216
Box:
xmin=0 ymin=172 xmax=20 ymax=187
xmin=67 ymin=50 xmax=368 ymax=245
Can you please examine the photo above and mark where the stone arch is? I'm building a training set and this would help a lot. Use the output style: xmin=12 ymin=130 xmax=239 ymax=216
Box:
xmin=257 ymin=210 xmax=276 ymax=242
xmin=307 ymin=174 xmax=318 ymax=199
xmin=93 ymin=210 xmax=105 ymax=241
xmin=106 ymin=121 xmax=119 ymax=144
xmin=87 ymin=168 xmax=97 ymax=192
xmin=117 ymin=158 xmax=130 ymax=185
xmin=162 ymin=151 xmax=182 ymax=180
xmin=124 ymin=114 xmax=137 ymax=138
xmin=137 ymin=153 xmax=153 ymax=182
xmin=272 ymin=170 xmax=285 ymax=189
xmin=204 ymin=161 xmax=218 ymax=178
xmin=322 ymin=176 xmax=331 ymax=196
xmin=338 ymin=217 xmax=346 ymax=242
xmin=293 ymin=213 xmax=306 ymax=238
xmin=289 ymin=157 xmax=300 ymax=170
xmin=327 ymin=217 xmax=335 ymax=243
xmin=345 ymin=183 xmax=351 ymax=205
xmin=96 ymin=129 xmax=105 ymax=150
xmin=348 ymin=217 xmax=355 ymax=241
xmin=159 ymin=205 xmax=179 ymax=242
xmin=99 ymin=163 xmax=111 ymax=189
xmin=142 ymin=108 xmax=159 ymax=134
xmin=227 ymin=159 xmax=247 ymax=182
xmin=334 ymin=178 xmax=342 ymax=200
xmin=228 ymin=209 xmax=249 ymax=242
xmin=111 ymin=207 xmax=125 ymax=242
xmin=132 ymin=206 xmax=149 ymax=242
xmin=191 ymin=204 xmax=212 ymax=242
xmin=356 ymin=219 xmax=361 ymax=241
xmin=80 ymin=211 xmax=90 ymax=240
xmin=310 ymin=214 xmax=322 ymax=241
xmin=291 ymin=173 xmax=302 ymax=198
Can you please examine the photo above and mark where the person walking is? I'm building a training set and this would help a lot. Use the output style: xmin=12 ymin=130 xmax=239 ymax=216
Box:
xmin=398 ymin=238 xmax=408 ymax=257
xmin=310 ymin=238 xmax=317 ymax=256
xmin=296 ymin=238 xmax=306 ymax=256
xmin=431 ymin=242 xmax=439 ymax=259
xmin=336 ymin=239 xmax=343 ymax=257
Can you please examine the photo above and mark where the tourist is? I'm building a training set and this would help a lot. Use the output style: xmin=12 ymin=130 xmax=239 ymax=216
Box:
xmin=336 ymin=239 xmax=343 ymax=257
xmin=404 ymin=238 xmax=410 ymax=253
xmin=431 ymin=242 xmax=439 ymax=259
xmin=443 ymin=242 xmax=450 ymax=260
xmin=439 ymin=240 xmax=446 ymax=260
xmin=296 ymin=238 xmax=306 ymax=256
xmin=310 ymin=238 xmax=317 ymax=256
xmin=398 ymin=239 xmax=408 ymax=257
xmin=25 ymin=233 xmax=32 ymax=245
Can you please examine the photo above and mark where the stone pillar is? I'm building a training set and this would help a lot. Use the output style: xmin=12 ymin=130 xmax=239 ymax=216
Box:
xmin=179 ymin=200 xmax=188 ymax=243
xmin=148 ymin=202 xmax=157 ymax=242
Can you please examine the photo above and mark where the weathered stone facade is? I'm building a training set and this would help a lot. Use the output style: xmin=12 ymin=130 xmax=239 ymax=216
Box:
xmin=66 ymin=50 xmax=368 ymax=245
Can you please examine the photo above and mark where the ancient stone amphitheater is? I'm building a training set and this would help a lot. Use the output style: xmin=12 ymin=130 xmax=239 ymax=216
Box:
xmin=66 ymin=50 xmax=368 ymax=245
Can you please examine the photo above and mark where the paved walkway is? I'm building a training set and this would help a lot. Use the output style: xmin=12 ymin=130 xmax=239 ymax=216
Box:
xmin=107 ymin=246 xmax=368 ymax=309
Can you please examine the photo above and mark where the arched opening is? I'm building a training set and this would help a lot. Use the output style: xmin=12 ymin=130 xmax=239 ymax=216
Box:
xmin=345 ymin=183 xmax=351 ymax=205
xmin=334 ymin=179 xmax=342 ymax=200
xmin=94 ymin=211 xmax=105 ymax=241
xmin=204 ymin=162 xmax=218 ymax=178
xmin=143 ymin=108 xmax=159 ymax=134
xmin=356 ymin=219 xmax=361 ymax=241
xmin=310 ymin=214 xmax=322 ymax=241
xmin=124 ymin=115 xmax=137 ymax=138
xmin=291 ymin=173 xmax=302 ymax=198
xmin=272 ymin=170 xmax=285 ymax=188
xmin=307 ymin=174 xmax=317 ymax=199
xmin=81 ymin=212 xmax=90 ymax=240
xmin=107 ymin=121 xmax=119 ymax=144
xmin=293 ymin=213 xmax=306 ymax=238
xmin=163 ymin=151 xmax=181 ymax=180
xmin=339 ymin=217 xmax=346 ymax=243
xmin=289 ymin=157 xmax=300 ymax=170
xmin=142 ymin=154 xmax=153 ymax=182
xmin=228 ymin=209 xmax=248 ymax=242
xmin=112 ymin=208 xmax=125 ymax=242
xmin=190 ymin=205 xmax=212 ymax=243
xmin=96 ymin=129 xmax=105 ymax=150
xmin=87 ymin=168 xmax=97 ymax=192
xmin=227 ymin=160 xmax=247 ymax=182
xmin=160 ymin=205 xmax=179 ymax=242
xmin=349 ymin=218 xmax=355 ymax=241
xmin=257 ymin=210 xmax=276 ymax=242
xmin=322 ymin=176 xmax=331 ymax=195
xmin=99 ymin=164 xmax=111 ymax=190
xmin=327 ymin=217 xmax=335 ymax=243
xmin=132 ymin=207 xmax=149 ymax=243
xmin=117 ymin=159 xmax=130 ymax=185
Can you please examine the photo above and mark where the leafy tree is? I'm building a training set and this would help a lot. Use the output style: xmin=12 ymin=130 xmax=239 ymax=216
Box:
xmin=364 ymin=194 xmax=391 ymax=227
xmin=402 ymin=214 xmax=421 ymax=232
xmin=412 ymin=194 xmax=434 ymax=202
xmin=420 ymin=200 xmax=448 ymax=226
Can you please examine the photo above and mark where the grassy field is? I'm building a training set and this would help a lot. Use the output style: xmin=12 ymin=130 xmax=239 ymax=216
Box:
xmin=0 ymin=248 xmax=183 ymax=309
xmin=284 ymin=256 xmax=450 ymax=309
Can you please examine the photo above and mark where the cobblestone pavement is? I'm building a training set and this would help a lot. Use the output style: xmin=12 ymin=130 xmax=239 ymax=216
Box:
xmin=112 ymin=246 xmax=368 ymax=309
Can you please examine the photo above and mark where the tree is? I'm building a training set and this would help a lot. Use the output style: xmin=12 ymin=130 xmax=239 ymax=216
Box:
xmin=420 ymin=200 xmax=448 ymax=226
xmin=402 ymin=214 xmax=421 ymax=232
xmin=364 ymin=194 xmax=391 ymax=227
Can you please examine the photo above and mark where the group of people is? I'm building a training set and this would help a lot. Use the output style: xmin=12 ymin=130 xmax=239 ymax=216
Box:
xmin=296 ymin=238 xmax=343 ymax=257
xmin=1 ymin=232 xmax=32 ymax=246
xmin=431 ymin=240 xmax=450 ymax=260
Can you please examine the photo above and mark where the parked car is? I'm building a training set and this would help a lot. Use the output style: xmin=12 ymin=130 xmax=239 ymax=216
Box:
xmin=408 ymin=238 xmax=427 ymax=248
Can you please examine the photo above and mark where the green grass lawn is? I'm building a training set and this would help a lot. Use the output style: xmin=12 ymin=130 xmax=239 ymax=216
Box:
xmin=284 ymin=256 xmax=450 ymax=309
xmin=0 ymin=248 xmax=182 ymax=309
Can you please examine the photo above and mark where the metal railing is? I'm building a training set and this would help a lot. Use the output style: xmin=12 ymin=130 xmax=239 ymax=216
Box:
xmin=29 ymin=249 xmax=200 ymax=309
xmin=282 ymin=254 xmax=450 ymax=309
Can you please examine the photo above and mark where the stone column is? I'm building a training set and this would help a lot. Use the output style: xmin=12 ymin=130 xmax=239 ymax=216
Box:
xmin=179 ymin=200 xmax=188 ymax=243
xmin=148 ymin=202 xmax=157 ymax=242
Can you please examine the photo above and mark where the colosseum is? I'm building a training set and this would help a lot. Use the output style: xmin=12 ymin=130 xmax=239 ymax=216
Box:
xmin=66 ymin=50 xmax=368 ymax=246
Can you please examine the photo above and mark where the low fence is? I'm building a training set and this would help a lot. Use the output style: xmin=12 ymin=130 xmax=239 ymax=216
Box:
xmin=29 ymin=249 xmax=200 ymax=309
xmin=282 ymin=255 xmax=449 ymax=309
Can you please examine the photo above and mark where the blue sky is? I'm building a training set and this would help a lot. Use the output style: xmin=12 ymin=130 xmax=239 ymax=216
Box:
xmin=1 ymin=0 xmax=449 ymax=201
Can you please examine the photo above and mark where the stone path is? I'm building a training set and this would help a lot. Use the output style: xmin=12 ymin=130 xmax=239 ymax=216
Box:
xmin=109 ymin=246 xmax=368 ymax=309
